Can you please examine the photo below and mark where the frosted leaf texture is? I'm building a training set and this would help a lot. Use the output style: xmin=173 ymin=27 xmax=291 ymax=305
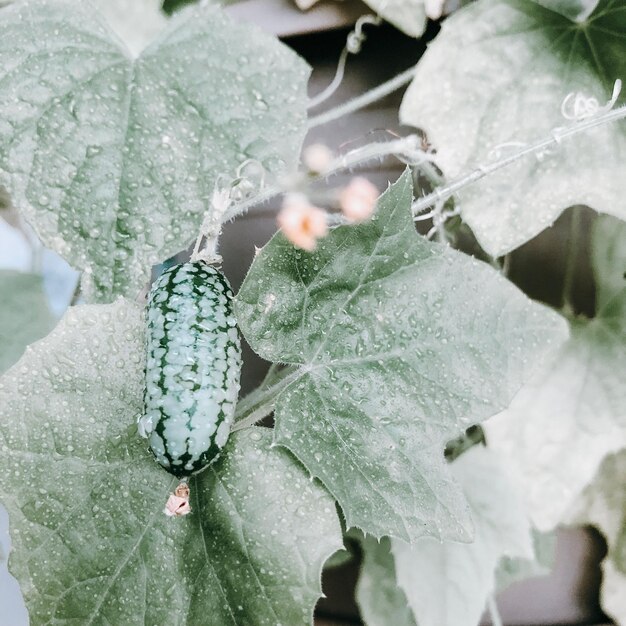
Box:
xmin=400 ymin=0 xmax=626 ymax=256
xmin=390 ymin=447 xmax=534 ymax=626
xmin=356 ymin=536 xmax=417 ymax=626
xmin=235 ymin=170 xmax=568 ymax=542
xmin=486 ymin=215 xmax=626 ymax=531
xmin=361 ymin=0 xmax=427 ymax=37
xmin=0 ymin=0 xmax=310 ymax=302
xmin=0 ymin=300 xmax=341 ymax=626
xmin=568 ymin=451 xmax=626 ymax=625
xmin=0 ymin=270 xmax=54 ymax=374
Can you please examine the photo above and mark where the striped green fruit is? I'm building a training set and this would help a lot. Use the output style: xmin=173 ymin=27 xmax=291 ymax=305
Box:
xmin=141 ymin=261 xmax=242 ymax=477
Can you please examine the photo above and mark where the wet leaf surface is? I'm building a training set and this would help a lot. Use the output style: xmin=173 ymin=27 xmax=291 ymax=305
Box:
xmin=401 ymin=0 xmax=626 ymax=256
xmin=0 ymin=300 xmax=341 ymax=625
xmin=0 ymin=0 xmax=309 ymax=301
xmin=236 ymin=171 xmax=568 ymax=542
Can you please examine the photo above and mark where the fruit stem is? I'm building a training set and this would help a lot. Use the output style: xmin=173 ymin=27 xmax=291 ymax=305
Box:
xmin=232 ymin=367 xmax=299 ymax=432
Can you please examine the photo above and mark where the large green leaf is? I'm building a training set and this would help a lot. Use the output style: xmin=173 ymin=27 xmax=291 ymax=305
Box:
xmin=0 ymin=0 xmax=309 ymax=302
xmin=356 ymin=536 xmax=417 ymax=626
xmin=568 ymin=450 xmax=626 ymax=625
xmin=400 ymin=0 xmax=626 ymax=256
xmin=390 ymin=447 xmax=533 ymax=626
xmin=0 ymin=300 xmax=341 ymax=625
xmin=235 ymin=170 xmax=568 ymax=542
xmin=486 ymin=215 xmax=626 ymax=530
xmin=0 ymin=270 xmax=54 ymax=374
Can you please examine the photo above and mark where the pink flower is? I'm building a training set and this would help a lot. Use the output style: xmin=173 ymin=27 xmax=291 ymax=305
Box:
xmin=303 ymin=143 xmax=333 ymax=173
xmin=339 ymin=177 xmax=379 ymax=223
xmin=278 ymin=194 xmax=328 ymax=251
xmin=164 ymin=494 xmax=191 ymax=517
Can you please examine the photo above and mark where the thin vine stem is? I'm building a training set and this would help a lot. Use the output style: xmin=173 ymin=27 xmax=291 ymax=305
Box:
xmin=308 ymin=47 xmax=350 ymax=110
xmin=308 ymin=14 xmax=382 ymax=110
xmin=70 ymin=282 xmax=82 ymax=306
xmin=411 ymin=104 xmax=626 ymax=217
xmin=486 ymin=595 xmax=503 ymax=626
xmin=307 ymin=64 xmax=418 ymax=129
xmin=501 ymin=253 xmax=512 ymax=277
xmin=221 ymin=134 xmax=428 ymax=223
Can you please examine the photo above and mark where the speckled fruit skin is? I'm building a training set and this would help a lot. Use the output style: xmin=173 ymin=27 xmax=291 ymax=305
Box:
xmin=142 ymin=262 xmax=242 ymax=477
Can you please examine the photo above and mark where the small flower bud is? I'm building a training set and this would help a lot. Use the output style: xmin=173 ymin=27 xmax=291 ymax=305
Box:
xmin=339 ymin=177 xmax=378 ymax=223
xmin=277 ymin=194 xmax=328 ymax=251
xmin=303 ymin=143 xmax=333 ymax=174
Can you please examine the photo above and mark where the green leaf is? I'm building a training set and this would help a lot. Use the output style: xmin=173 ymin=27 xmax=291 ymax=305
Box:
xmin=486 ymin=302 xmax=626 ymax=531
xmin=235 ymin=170 xmax=568 ymax=542
xmin=568 ymin=450 xmax=626 ymax=625
xmin=486 ymin=215 xmax=626 ymax=530
xmin=94 ymin=0 xmax=168 ymax=57
xmin=361 ymin=0 xmax=427 ymax=37
xmin=495 ymin=528 xmax=556 ymax=591
xmin=531 ymin=0 xmax=600 ymax=20
xmin=0 ymin=300 xmax=342 ymax=626
xmin=324 ymin=546 xmax=354 ymax=569
xmin=0 ymin=0 xmax=309 ymax=302
xmin=400 ymin=0 xmax=626 ymax=256
xmin=0 ymin=270 xmax=54 ymax=374
xmin=389 ymin=447 xmax=533 ymax=626
xmin=592 ymin=214 xmax=626 ymax=310
xmin=356 ymin=536 xmax=417 ymax=626
xmin=0 ymin=0 xmax=168 ymax=56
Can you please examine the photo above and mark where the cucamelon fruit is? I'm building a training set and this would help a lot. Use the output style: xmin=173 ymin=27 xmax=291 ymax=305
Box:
xmin=140 ymin=261 xmax=242 ymax=478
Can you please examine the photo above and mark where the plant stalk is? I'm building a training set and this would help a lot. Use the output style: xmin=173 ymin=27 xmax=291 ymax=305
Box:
xmin=221 ymin=135 xmax=428 ymax=222
xmin=487 ymin=595 xmax=503 ymax=626
xmin=307 ymin=64 xmax=418 ymax=129
xmin=232 ymin=366 xmax=299 ymax=431
xmin=412 ymin=104 xmax=626 ymax=217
